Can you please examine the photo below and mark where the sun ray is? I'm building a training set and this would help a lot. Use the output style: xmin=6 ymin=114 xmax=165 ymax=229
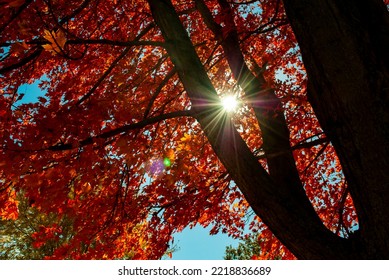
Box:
xmin=221 ymin=95 xmax=238 ymax=112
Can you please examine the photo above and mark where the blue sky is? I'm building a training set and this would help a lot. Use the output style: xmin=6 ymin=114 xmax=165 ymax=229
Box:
xmin=15 ymin=79 xmax=44 ymax=105
xmin=170 ymin=226 xmax=240 ymax=260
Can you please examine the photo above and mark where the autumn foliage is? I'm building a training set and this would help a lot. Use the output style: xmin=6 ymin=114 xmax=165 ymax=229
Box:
xmin=1 ymin=0 xmax=388 ymax=259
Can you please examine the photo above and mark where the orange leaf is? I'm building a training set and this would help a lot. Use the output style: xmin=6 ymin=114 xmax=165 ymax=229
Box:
xmin=42 ymin=29 xmax=66 ymax=55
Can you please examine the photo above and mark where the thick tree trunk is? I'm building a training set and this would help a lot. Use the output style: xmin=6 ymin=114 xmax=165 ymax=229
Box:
xmin=282 ymin=0 xmax=389 ymax=258
xmin=147 ymin=0 xmax=357 ymax=259
xmin=195 ymin=0 xmax=306 ymax=215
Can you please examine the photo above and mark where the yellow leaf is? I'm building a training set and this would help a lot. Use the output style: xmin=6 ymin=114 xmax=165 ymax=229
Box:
xmin=42 ymin=29 xmax=66 ymax=55
xmin=180 ymin=133 xmax=191 ymax=142
xmin=42 ymin=43 xmax=55 ymax=53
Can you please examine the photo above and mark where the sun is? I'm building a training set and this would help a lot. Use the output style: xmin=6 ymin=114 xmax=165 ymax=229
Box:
xmin=221 ymin=95 xmax=238 ymax=112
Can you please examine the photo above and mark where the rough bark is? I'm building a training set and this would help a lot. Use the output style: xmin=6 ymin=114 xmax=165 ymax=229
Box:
xmin=282 ymin=0 xmax=389 ymax=258
xmin=147 ymin=0 xmax=357 ymax=259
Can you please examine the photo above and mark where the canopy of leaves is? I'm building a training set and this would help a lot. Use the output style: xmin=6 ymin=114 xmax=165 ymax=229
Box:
xmin=0 ymin=193 xmax=149 ymax=259
xmin=0 ymin=193 xmax=73 ymax=259
xmin=0 ymin=0 xmax=361 ymax=259
xmin=224 ymin=232 xmax=262 ymax=260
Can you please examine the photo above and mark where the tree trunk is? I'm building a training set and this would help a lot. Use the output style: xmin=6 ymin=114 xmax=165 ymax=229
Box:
xmin=282 ymin=0 xmax=389 ymax=258
xmin=195 ymin=0 xmax=306 ymax=217
xmin=147 ymin=0 xmax=357 ymax=259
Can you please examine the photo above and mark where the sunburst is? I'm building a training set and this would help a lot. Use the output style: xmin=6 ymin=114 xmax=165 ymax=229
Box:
xmin=221 ymin=95 xmax=238 ymax=112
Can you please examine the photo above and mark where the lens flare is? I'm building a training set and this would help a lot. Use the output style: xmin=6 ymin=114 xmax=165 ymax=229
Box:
xmin=221 ymin=95 xmax=238 ymax=112
xmin=163 ymin=157 xmax=171 ymax=168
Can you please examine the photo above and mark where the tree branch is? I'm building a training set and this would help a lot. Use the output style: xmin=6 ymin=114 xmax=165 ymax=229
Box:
xmin=0 ymin=0 xmax=33 ymax=34
xmin=143 ymin=68 xmax=177 ymax=118
xmin=48 ymin=110 xmax=194 ymax=151
xmin=74 ymin=46 xmax=132 ymax=106
xmin=66 ymin=38 xmax=165 ymax=48
xmin=74 ymin=23 xmax=156 ymax=106
xmin=301 ymin=141 xmax=329 ymax=174
xmin=58 ymin=0 xmax=92 ymax=25
xmin=255 ymin=135 xmax=329 ymax=160
xmin=0 ymin=48 xmax=42 ymax=75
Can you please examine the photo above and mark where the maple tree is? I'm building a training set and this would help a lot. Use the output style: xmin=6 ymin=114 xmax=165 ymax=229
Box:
xmin=1 ymin=0 xmax=388 ymax=259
